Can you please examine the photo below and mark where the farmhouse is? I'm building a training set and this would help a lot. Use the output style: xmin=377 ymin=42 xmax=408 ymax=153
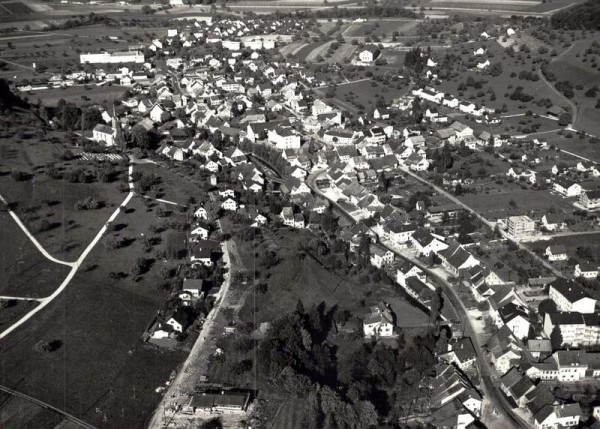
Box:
xmin=358 ymin=45 xmax=380 ymax=63
xmin=396 ymin=261 xmax=426 ymax=287
xmin=440 ymin=338 xmax=477 ymax=370
xmin=438 ymin=243 xmax=479 ymax=276
xmin=369 ymin=243 xmax=394 ymax=268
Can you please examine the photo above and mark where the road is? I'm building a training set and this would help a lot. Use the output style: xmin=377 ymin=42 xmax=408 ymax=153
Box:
xmin=147 ymin=223 xmax=238 ymax=429
xmin=0 ymin=384 xmax=96 ymax=429
xmin=305 ymin=169 xmax=529 ymax=429
xmin=398 ymin=167 xmax=562 ymax=278
xmin=0 ymin=163 xmax=135 ymax=340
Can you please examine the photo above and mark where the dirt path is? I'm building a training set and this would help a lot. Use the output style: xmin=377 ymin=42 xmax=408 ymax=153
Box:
xmin=0 ymin=163 xmax=135 ymax=340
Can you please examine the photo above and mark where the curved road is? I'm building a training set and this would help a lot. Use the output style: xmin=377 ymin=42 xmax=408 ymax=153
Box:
xmin=305 ymin=169 xmax=529 ymax=429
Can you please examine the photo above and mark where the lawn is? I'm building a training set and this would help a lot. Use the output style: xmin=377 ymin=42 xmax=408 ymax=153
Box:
xmin=0 ymin=196 xmax=188 ymax=428
xmin=293 ymin=42 xmax=322 ymax=61
xmin=317 ymin=79 xmax=408 ymax=114
xmin=0 ymin=210 xmax=70 ymax=298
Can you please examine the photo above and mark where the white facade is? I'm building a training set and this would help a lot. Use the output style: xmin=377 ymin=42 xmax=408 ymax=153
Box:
xmin=80 ymin=51 xmax=145 ymax=64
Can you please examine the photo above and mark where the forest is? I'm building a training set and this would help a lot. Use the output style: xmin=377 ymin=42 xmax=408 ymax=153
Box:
xmin=550 ymin=0 xmax=600 ymax=30
xmin=257 ymin=301 xmax=449 ymax=428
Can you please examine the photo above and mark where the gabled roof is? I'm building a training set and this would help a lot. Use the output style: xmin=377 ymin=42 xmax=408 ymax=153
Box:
xmin=550 ymin=278 xmax=593 ymax=304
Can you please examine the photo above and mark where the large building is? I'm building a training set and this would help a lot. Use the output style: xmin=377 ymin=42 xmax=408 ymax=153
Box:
xmin=544 ymin=312 xmax=600 ymax=347
xmin=80 ymin=51 xmax=145 ymax=64
xmin=549 ymin=278 xmax=597 ymax=313
xmin=507 ymin=215 xmax=535 ymax=238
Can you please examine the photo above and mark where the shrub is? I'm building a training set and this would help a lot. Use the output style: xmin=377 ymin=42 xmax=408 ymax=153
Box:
xmin=75 ymin=197 xmax=101 ymax=210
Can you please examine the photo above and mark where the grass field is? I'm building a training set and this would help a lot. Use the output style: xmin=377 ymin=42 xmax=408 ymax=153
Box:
xmin=0 ymin=299 xmax=39 ymax=328
xmin=0 ymin=156 xmax=128 ymax=261
xmin=317 ymin=78 xmax=408 ymax=113
xmin=459 ymin=184 xmax=573 ymax=220
xmin=136 ymin=163 xmax=203 ymax=206
xmin=0 ymin=196 xmax=188 ymax=428
xmin=0 ymin=210 xmax=70 ymax=297
xmin=293 ymin=42 xmax=322 ymax=61
xmin=342 ymin=20 xmax=419 ymax=39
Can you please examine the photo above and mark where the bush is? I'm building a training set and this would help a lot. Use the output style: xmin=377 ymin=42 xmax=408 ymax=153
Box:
xmin=9 ymin=169 xmax=29 ymax=181
xmin=75 ymin=197 xmax=101 ymax=210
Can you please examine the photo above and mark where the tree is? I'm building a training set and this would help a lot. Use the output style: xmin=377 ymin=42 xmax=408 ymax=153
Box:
xmin=538 ymin=299 xmax=557 ymax=318
xmin=83 ymin=107 xmax=102 ymax=130
xmin=199 ymin=417 xmax=223 ymax=429
xmin=550 ymin=325 xmax=563 ymax=351
xmin=130 ymin=124 xmax=151 ymax=149
xmin=141 ymin=5 xmax=153 ymax=14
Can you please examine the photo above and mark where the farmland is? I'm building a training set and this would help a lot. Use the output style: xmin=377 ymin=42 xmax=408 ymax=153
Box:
xmin=315 ymin=78 xmax=409 ymax=113
xmin=341 ymin=19 xmax=419 ymax=39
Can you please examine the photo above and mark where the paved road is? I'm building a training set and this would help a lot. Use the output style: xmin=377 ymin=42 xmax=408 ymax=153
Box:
xmin=305 ymin=169 xmax=529 ymax=429
xmin=399 ymin=167 xmax=562 ymax=278
xmin=147 ymin=222 xmax=237 ymax=429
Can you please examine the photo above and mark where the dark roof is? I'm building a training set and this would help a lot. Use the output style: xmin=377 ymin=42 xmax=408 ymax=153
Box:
xmin=550 ymin=278 xmax=592 ymax=303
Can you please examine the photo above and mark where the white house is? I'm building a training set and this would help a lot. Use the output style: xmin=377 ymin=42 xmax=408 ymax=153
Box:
xmin=363 ymin=303 xmax=394 ymax=338
xmin=574 ymin=262 xmax=598 ymax=279
xmin=221 ymin=198 xmax=238 ymax=211
xmin=92 ymin=124 xmax=116 ymax=146
xmin=370 ymin=243 xmax=394 ymax=268
xmin=545 ymin=245 xmax=568 ymax=262
xmin=358 ymin=45 xmax=380 ymax=63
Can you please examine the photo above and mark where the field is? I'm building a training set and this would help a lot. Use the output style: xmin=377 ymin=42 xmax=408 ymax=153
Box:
xmin=0 ymin=210 xmax=70 ymax=297
xmin=136 ymin=162 xmax=204 ymax=206
xmin=0 ymin=2 xmax=32 ymax=16
xmin=341 ymin=19 xmax=419 ymax=39
xmin=316 ymin=78 xmax=408 ymax=113
xmin=433 ymin=38 xmax=567 ymax=117
xmin=0 ymin=299 xmax=39 ymax=328
xmin=0 ymin=196 xmax=189 ymax=428
xmin=427 ymin=0 xmax=541 ymax=12
xmin=459 ymin=184 xmax=573 ymax=220
xmin=0 ymin=145 xmax=129 ymax=261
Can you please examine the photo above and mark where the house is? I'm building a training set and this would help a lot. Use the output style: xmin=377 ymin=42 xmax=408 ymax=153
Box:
xmin=545 ymin=245 xmax=567 ymax=262
xmin=549 ymin=278 xmax=597 ymax=313
xmin=526 ymin=339 xmax=552 ymax=362
xmin=149 ymin=104 xmax=170 ymax=123
xmin=438 ymin=243 xmax=480 ymax=276
xmin=410 ymin=228 xmax=449 ymax=256
xmin=440 ymin=338 xmax=477 ymax=370
xmin=430 ymin=398 xmax=476 ymax=429
xmin=405 ymin=276 xmax=434 ymax=303
xmin=92 ymin=124 xmax=116 ymax=146
xmin=533 ymin=404 xmax=581 ymax=429
xmin=166 ymin=307 xmax=195 ymax=333
xmin=541 ymin=213 xmax=565 ymax=231
xmin=383 ymin=221 xmax=417 ymax=246
xmin=430 ymin=364 xmax=483 ymax=418
xmin=221 ymin=198 xmax=238 ymax=211
xmin=574 ymin=262 xmax=598 ymax=278
xmin=190 ymin=221 xmax=210 ymax=240
xmin=579 ymin=189 xmax=600 ymax=210
xmin=396 ymin=261 xmax=427 ymax=287
xmin=373 ymin=107 xmax=390 ymax=120
xmin=553 ymin=178 xmax=581 ymax=197
xmin=363 ymin=303 xmax=395 ymax=338
xmin=189 ymin=240 xmax=220 ymax=267
xmin=370 ymin=243 xmax=394 ymax=268
xmin=268 ymin=127 xmax=301 ymax=150
xmin=497 ymin=302 xmax=530 ymax=339
xmin=194 ymin=206 xmax=208 ymax=219
xmin=358 ymin=45 xmax=380 ymax=63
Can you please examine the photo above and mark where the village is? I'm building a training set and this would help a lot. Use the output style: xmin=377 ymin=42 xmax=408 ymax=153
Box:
xmin=2 ymin=4 xmax=600 ymax=429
